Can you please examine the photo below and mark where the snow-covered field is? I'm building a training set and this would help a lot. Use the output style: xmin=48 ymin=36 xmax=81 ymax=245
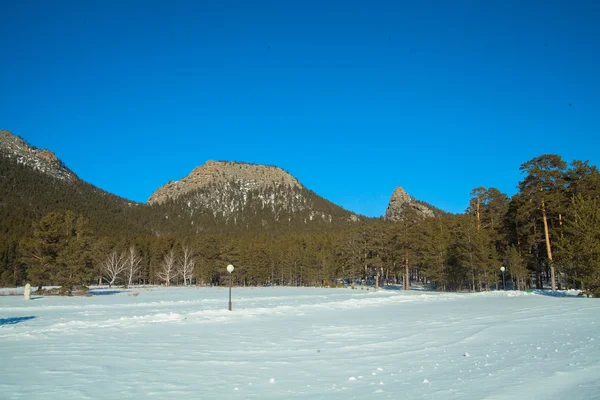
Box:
xmin=1 ymin=287 xmax=599 ymax=400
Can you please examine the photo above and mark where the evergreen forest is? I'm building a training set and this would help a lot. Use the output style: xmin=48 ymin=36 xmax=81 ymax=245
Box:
xmin=1 ymin=152 xmax=599 ymax=297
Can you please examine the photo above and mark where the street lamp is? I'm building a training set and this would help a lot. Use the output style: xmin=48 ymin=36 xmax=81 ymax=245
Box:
xmin=227 ymin=264 xmax=235 ymax=311
xmin=500 ymin=266 xmax=506 ymax=291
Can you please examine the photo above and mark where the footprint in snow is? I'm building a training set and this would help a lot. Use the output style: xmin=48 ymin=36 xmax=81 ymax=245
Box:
xmin=269 ymin=378 xmax=275 ymax=383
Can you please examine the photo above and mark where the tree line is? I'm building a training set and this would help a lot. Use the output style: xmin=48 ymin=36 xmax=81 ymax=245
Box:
xmin=1 ymin=154 xmax=599 ymax=296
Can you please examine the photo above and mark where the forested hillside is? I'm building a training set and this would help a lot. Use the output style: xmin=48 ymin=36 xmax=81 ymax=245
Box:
xmin=1 ymin=136 xmax=599 ymax=296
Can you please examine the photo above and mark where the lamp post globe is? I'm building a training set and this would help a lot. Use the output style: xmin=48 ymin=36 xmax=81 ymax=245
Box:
xmin=227 ymin=264 xmax=234 ymax=311
xmin=500 ymin=266 xmax=505 ymax=272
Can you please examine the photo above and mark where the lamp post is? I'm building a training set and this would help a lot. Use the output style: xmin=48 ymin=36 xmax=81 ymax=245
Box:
xmin=227 ymin=264 xmax=235 ymax=311
xmin=500 ymin=266 xmax=506 ymax=291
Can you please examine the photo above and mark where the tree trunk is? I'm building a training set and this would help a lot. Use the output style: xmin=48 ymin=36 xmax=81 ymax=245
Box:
xmin=558 ymin=212 xmax=564 ymax=239
xmin=536 ymin=264 xmax=543 ymax=289
xmin=404 ymin=250 xmax=409 ymax=291
xmin=541 ymin=200 xmax=556 ymax=290
xmin=476 ymin=197 xmax=481 ymax=232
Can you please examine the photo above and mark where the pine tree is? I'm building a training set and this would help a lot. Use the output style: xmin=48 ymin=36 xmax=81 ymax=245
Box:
xmin=20 ymin=212 xmax=68 ymax=289
xmin=505 ymin=245 xmax=528 ymax=290
xmin=559 ymin=195 xmax=600 ymax=296
xmin=519 ymin=155 xmax=567 ymax=290
xmin=55 ymin=214 xmax=94 ymax=290
xmin=419 ymin=215 xmax=453 ymax=290
xmin=19 ymin=211 xmax=94 ymax=291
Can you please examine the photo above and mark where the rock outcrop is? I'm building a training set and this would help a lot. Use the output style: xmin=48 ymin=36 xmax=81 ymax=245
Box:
xmin=0 ymin=130 xmax=78 ymax=181
xmin=385 ymin=186 xmax=435 ymax=221
xmin=148 ymin=160 xmax=302 ymax=205
xmin=148 ymin=160 xmax=360 ymax=226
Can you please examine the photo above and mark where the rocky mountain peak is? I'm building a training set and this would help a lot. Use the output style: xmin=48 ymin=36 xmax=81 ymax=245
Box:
xmin=147 ymin=160 xmax=358 ymax=227
xmin=148 ymin=160 xmax=302 ymax=205
xmin=385 ymin=185 xmax=435 ymax=221
xmin=0 ymin=130 xmax=78 ymax=181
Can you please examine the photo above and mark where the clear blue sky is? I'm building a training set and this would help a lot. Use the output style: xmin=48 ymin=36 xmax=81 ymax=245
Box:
xmin=1 ymin=1 xmax=599 ymax=217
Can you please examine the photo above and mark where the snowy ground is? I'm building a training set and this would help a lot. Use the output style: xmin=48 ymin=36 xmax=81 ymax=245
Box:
xmin=1 ymin=287 xmax=599 ymax=400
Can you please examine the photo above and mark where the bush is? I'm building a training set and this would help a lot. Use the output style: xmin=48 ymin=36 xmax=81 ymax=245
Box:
xmin=0 ymin=270 xmax=15 ymax=287
xmin=39 ymin=285 xmax=89 ymax=296
xmin=321 ymin=280 xmax=344 ymax=288
xmin=583 ymin=288 xmax=600 ymax=298
xmin=37 ymin=287 xmax=60 ymax=296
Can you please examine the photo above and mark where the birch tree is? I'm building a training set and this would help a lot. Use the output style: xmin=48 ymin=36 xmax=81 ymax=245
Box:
xmin=159 ymin=249 xmax=176 ymax=286
xmin=178 ymin=245 xmax=195 ymax=286
xmin=125 ymin=245 xmax=142 ymax=288
xmin=103 ymin=250 xmax=125 ymax=288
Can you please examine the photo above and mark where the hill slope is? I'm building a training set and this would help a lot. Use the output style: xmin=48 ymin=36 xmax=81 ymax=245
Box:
xmin=0 ymin=131 xmax=171 ymax=237
xmin=1 ymin=131 xmax=364 ymax=237
xmin=149 ymin=161 xmax=361 ymax=232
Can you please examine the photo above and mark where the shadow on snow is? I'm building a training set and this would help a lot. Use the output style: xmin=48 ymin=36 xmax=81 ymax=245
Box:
xmin=0 ymin=316 xmax=36 ymax=326
xmin=87 ymin=290 xmax=128 ymax=296
xmin=531 ymin=289 xmax=583 ymax=298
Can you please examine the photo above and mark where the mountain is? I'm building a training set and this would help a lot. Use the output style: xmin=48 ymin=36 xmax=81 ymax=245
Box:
xmin=1 ymin=130 xmax=449 ymax=238
xmin=1 ymin=129 xmax=463 ymax=289
xmin=148 ymin=160 xmax=361 ymax=231
xmin=0 ymin=130 xmax=78 ymax=182
xmin=148 ymin=160 xmax=301 ymax=205
xmin=1 ymin=131 xmax=362 ymax=237
xmin=384 ymin=186 xmax=438 ymax=221
xmin=0 ymin=130 xmax=164 ymax=237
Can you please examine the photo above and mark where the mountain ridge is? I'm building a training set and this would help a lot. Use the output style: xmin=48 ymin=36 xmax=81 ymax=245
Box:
xmin=0 ymin=130 xmax=79 ymax=182
xmin=1 ymin=130 xmax=445 ymax=226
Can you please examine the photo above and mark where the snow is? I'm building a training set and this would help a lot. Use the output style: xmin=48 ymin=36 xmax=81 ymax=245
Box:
xmin=1 ymin=287 xmax=599 ymax=399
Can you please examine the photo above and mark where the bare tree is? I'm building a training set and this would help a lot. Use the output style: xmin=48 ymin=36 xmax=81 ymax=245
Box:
xmin=179 ymin=245 xmax=196 ymax=286
xmin=103 ymin=250 xmax=126 ymax=288
xmin=125 ymin=245 xmax=142 ymax=288
xmin=158 ymin=249 xmax=177 ymax=286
